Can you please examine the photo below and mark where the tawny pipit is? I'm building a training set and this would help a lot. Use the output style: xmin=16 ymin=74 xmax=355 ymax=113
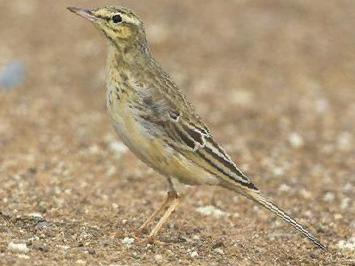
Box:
xmin=68 ymin=6 xmax=326 ymax=250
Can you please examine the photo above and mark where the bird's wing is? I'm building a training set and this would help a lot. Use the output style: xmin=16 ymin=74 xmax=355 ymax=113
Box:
xmin=137 ymin=86 xmax=257 ymax=190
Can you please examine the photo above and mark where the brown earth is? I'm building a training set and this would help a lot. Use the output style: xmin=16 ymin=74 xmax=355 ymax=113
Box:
xmin=0 ymin=0 xmax=354 ymax=265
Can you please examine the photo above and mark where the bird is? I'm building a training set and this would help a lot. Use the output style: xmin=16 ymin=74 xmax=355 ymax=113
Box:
xmin=67 ymin=6 xmax=326 ymax=250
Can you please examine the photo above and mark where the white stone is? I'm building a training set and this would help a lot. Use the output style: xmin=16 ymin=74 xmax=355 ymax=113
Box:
xmin=304 ymin=210 xmax=312 ymax=218
xmin=288 ymin=132 xmax=304 ymax=148
xmin=278 ymin=184 xmax=291 ymax=193
xmin=28 ymin=213 xmax=43 ymax=219
xmin=196 ymin=205 xmax=229 ymax=218
xmin=154 ymin=254 xmax=163 ymax=263
xmin=299 ymin=188 xmax=311 ymax=199
xmin=343 ymin=182 xmax=352 ymax=192
xmin=272 ymin=166 xmax=285 ymax=177
xmin=334 ymin=213 xmax=343 ymax=220
xmin=190 ymin=251 xmax=198 ymax=258
xmin=192 ymin=235 xmax=200 ymax=240
xmin=7 ymin=242 xmax=29 ymax=253
xmin=340 ymin=198 xmax=350 ymax=209
xmin=121 ymin=237 xmax=135 ymax=247
xmin=17 ymin=254 xmax=30 ymax=259
xmin=214 ymin=247 xmax=224 ymax=255
xmin=109 ymin=141 xmax=128 ymax=157
xmin=88 ymin=145 xmax=100 ymax=154
xmin=323 ymin=192 xmax=335 ymax=202
xmin=57 ymin=245 xmax=70 ymax=250
xmin=337 ymin=237 xmax=355 ymax=251
xmin=106 ymin=166 xmax=117 ymax=177
xmin=233 ymin=212 xmax=240 ymax=218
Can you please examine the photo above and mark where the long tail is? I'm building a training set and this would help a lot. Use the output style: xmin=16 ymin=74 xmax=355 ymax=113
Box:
xmin=231 ymin=186 xmax=327 ymax=250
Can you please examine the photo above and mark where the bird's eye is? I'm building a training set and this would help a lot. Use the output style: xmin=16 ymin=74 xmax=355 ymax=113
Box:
xmin=112 ymin=14 xmax=122 ymax=24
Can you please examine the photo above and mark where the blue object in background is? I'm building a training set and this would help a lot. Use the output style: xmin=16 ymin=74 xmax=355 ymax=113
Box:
xmin=0 ymin=61 xmax=26 ymax=90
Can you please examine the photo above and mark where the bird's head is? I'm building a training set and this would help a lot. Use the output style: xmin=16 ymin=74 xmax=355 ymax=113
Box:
xmin=68 ymin=6 xmax=147 ymax=50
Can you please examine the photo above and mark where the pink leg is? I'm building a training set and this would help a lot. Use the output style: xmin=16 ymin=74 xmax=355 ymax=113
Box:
xmin=138 ymin=191 xmax=178 ymax=234
xmin=147 ymin=192 xmax=180 ymax=241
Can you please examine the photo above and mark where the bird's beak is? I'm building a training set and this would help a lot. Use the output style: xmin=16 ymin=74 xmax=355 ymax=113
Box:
xmin=67 ymin=7 xmax=97 ymax=22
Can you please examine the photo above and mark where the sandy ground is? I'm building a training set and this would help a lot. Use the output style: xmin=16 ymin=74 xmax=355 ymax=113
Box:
xmin=0 ymin=0 xmax=354 ymax=265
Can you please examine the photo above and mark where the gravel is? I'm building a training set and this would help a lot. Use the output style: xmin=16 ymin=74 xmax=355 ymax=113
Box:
xmin=0 ymin=0 xmax=354 ymax=265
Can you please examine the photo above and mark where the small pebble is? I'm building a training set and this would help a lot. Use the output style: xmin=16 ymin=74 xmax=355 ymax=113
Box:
xmin=17 ymin=254 xmax=30 ymax=260
xmin=232 ymin=212 xmax=240 ymax=218
xmin=288 ymin=132 xmax=304 ymax=148
xmin=106 ymin=166 xmax=117 ymax=177
xmin=109 ymin=141 xmax=128 ymax=158
xmin=304 ymin=210 xmax=312 ymax=218
xmin=323 ymin=192 xmax=335 ymax=203
xmin=214 ymin=247 xmax=224 ymax=255
xmin=57 ymin=245 xmax=70 ymax=250
xmin=7 ymin=242 xmax=29 ymax=253
xmin=192 ymin=235 xmax=200 ymax=240
xmin=343 ymin=183 xmax=352 ymax=192
xmin=299 ymin=188 xmax=311 ymax=199
xmin=278 ymin=184 xmax=291 ymax=193
xmin=196 ymin=205 xmax=229 ymax=218
xmin=88 ymin=145 xmax=100 ymax=154
xmin=28 ymin=213 xmax=43 ymax=219
xmin=121 ymin=237 xmax=135 ymax=247
xmin=337 ymin=237 xmax=355 ymax=251
xmin=340 ymin=198 xmax=350 ymax=209
xmin=334 ymin=213 xmax=342 ymax=220
xmin=272 ymin=166 xmax=285 ymax=177
xmin=190 ymin=251 xmax=198 ymax=258
xmin=154 ymin=254 xmax=163 ymax=263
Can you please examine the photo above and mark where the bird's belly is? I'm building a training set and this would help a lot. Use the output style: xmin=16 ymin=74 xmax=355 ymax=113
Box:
xmin=110 ymin=110 xmax=219 ymax=186
xmin=111 ymin=113 xmax=151 ymax=162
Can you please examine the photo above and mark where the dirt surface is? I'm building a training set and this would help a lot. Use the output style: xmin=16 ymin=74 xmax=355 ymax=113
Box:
xmin=0 ymin=0 xmax=354 ymax=265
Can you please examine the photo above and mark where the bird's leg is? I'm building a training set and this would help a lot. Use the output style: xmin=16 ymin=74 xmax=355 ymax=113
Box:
xmin=137 ymin=178 xmax=177 ymax=234
xmin=147 ymin=191 xmax=180 ymax=242
xmin=137 ymin=192 xmax=174 ymax=234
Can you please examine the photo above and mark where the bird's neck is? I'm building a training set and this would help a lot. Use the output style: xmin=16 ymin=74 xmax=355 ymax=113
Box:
xmin=106 ymin=42 xmax=151 ymax=88
xmin=107 ymin=40 xmax=151 ymax=67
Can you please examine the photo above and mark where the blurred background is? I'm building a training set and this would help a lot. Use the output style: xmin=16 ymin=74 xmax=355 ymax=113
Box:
xmin=0 ymin=0 xmax=354 ymax=265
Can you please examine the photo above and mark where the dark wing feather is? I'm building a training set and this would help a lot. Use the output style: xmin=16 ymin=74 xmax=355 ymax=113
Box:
xmin=137 ymin=88 xmax=257 ymax=189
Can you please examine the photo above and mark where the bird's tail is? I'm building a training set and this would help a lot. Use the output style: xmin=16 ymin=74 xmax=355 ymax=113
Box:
xmin=228 ymin=184 xmax=326 ymax=250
